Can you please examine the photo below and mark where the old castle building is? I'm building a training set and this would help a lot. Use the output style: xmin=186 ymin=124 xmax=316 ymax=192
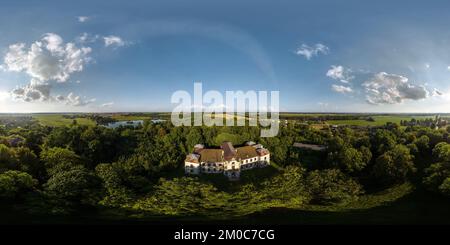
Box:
xmin=184 ymin=141 xmax=270 ymax=180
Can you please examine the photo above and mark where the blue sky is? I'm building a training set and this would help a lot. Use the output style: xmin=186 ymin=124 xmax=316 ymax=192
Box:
xmin=1 ymin=0 xmax=450 ymax=112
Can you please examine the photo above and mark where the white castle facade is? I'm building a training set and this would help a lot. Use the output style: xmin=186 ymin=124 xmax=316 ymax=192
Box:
xmin=184 ymin=141 xmax=271 ymax=180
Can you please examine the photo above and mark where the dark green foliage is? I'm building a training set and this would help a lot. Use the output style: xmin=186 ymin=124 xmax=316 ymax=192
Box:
xmin=423 ymin=162 xmax=450 ymax=191
xmin=43 ymin=166 xmax=103 ymax=208
xmin=439 ymin=178 xmax=450 ymax=196
xmin=373 ymin=145 xmax=416 ymax=184
xmin=130 ymin=167 xmax=353 ymax=216
xmin=95 ymin=163 xmax=134 ymax=207
xmin=0 ymin=170 xmax=37 ymax=198
xmin=306 ymin=169 xmax=363 ymax=204
xmin=415 ymin=135 xmax=430 ymax=155
xmin=13 ymin=147 xmax=40 ymax=175
xmin=371 ymin=129 xmax=397 ymax=154
xmin=40 ymin=147 xmax=83 ymax=176
xmin=337 ymin=147 xmax=367 ymax=173
xmin=432 ymin=142 xmax=450 ymax=162
xmin=1 ymin=114 xmax=450 ymax=219
xmin=423 ymin=142 xmax=450 ymax=196
xmin=259 ymin=166 xmax=310 ymax=204
xmin=133 ymin=177 xmax=229 ymax=216
xmin=0 ymin=144 xmax=16 ymax=170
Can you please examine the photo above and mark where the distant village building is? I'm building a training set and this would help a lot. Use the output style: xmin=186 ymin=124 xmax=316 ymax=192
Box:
xmin=184 ymin=141 xmax=270 ymax=180
xmin=293 ymin=142 xmax=327 ymax=151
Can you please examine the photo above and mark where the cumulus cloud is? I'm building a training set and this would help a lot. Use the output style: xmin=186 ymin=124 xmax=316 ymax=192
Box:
xmin=331 ymin=84 xmax=353 ymax=93
xmin=103 ymin=35 xmax=126 ymax=48
xmin=55 ymin=94 xmax=65 ymax=102
xmin=295 ymin=43 xmax=329 ymax=60
xmin=363 ymin=72 xmax=429 ymax=105
xmin=326 ymin=65 xmax=353 ymax=83
xmin=77 ymin=16 xmax=90 ymax=23
xmin=11 ymin=79 xmax=51 ymax=102
xmin=2 ymin=33 xmax=95 ymax=106
xmin=3 ymin=33 xmax=92 ymax=83
xmin=62 ymin=92 xmax=96 ymax=106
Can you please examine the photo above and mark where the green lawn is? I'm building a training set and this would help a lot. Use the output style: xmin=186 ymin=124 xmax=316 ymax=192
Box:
xmin=327 ymin=115 xmax=435 ymax=126
xmin=32 ymin=114 xmax=96 ymax=127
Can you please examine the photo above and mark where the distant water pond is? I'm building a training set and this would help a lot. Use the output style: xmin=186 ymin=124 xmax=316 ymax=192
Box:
xmin=106 ymin=119 xmax=166 ymax=128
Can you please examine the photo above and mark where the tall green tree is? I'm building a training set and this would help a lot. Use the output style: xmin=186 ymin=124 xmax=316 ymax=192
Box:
xmin=0 ymin=170 xmax=37 ymax=199
xmin=373 ymin=145 xmax=416 ymax=184
xmin=44 ymin=166 xmax=102 ymax=208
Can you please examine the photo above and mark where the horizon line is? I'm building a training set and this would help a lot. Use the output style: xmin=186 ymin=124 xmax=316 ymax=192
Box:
xmin=0 ymin=111 xmax=449 ymax=115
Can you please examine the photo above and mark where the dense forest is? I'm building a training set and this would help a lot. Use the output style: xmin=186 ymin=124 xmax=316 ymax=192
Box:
xmin=1 ymin=115 xmax=450 ymax=221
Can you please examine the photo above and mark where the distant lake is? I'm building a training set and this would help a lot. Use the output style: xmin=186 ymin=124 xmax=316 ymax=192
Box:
xmin=106 ymin=119 xmax=166 ymax=128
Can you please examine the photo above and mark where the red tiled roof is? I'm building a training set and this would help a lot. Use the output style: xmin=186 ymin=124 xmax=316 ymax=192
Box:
xmin=221 ymin=141 xmax=237 ymax=161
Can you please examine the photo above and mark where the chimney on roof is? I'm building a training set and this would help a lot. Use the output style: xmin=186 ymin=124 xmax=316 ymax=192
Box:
xmin=193 ymin=144 xmax=204 ymax=153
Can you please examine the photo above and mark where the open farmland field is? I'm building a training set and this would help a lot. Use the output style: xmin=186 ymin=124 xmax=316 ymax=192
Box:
xmin=32 ymin=114 xmax=96 ymax=127
xmin=326 ymin=115 xmax=436 ymax=126
xmin=110 ymin=113 xmax=171 ymax=121
xmin=277 ymin=113 xmax=441 ymax=126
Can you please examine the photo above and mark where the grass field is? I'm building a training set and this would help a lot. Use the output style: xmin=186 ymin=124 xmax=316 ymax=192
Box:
xmin=32 ymin=114 xmax=96 ymax=127
xmin=110 ymin=113 xmax=171 ymax=121
xmin=327 ymin=115 xmax=436 ymax=126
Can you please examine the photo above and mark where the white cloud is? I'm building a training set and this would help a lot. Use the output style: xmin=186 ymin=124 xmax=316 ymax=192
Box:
xmin=55 ymin=94 xmax=65 ymax=102
xmin=2 ymin=33 xmax=95 ymax=106
xmin=103 ymin=35 xmax=126 ymax=48
xmin=11 ymin=79 xmax=51 ymax=102
xmin=363 ymin=72 xmax=429 ymax=105
xmin=326 ymin=65 xmax=353 ymax=83
xmin=3 ymin=33 xmax=92 ymax=83
xmin=101 ymin=102 xmax=114 ymax=107
xmin=295 ymin=43 xmax=329 ymax=60
xmin=0 ymin=91 xmax=10 ymax=101
xmin=77 ymin=16 xmax=90 ymax=23
xmin=76 ymin=32 xmax=100 ymax=44
xmin=331 ymin=84 xmax=353 ymax=93
xmin=64 ymin=92 xmax=96 ymax=106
